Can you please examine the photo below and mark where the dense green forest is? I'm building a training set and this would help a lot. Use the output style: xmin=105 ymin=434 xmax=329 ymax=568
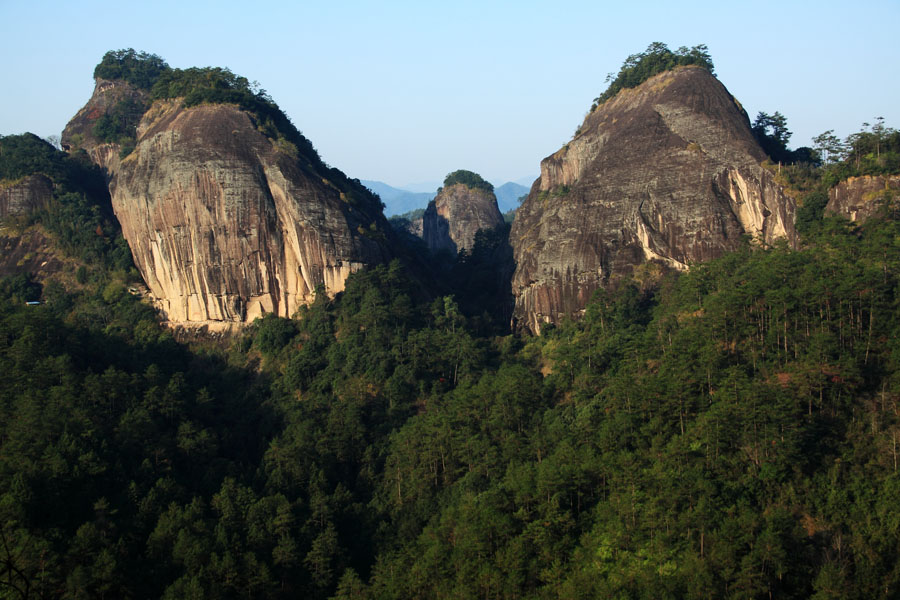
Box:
xmin=3 ymin=85 xmax=900 ymax=598
xmin=4 ymin=202 xmax=900 ymax=598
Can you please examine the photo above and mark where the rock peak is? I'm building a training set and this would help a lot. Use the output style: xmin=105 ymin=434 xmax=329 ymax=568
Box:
xmin=422 ymin=174 xmax=503 ymax=255
xmin=511 ymin=66 xmax=797 ymax=333
xmin=64 ymin=77 xmax=392 ymax=331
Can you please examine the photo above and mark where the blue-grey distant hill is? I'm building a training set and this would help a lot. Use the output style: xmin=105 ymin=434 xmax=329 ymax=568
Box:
xmin=494 ymin=182 xmax=531 ymax=213
xmin=364 ymin=179 xmax=534 ymax=216
xmin=362 ymin=181 xmax=435 ymax=217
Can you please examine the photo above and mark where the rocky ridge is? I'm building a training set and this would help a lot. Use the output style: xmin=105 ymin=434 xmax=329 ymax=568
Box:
xmin=63 ymin=78 xmax=392 ymax=331
xmin=510 ymin=66 xmax=797 ymax=333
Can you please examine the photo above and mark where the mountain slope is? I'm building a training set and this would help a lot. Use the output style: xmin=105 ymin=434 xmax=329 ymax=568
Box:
xmin=422 ymin=171 xmax=504 ymax=254
xmin=63 ymin=63 xmax=393 ymax=331
xmin=510 ymin=66 xmax=797 ymax=333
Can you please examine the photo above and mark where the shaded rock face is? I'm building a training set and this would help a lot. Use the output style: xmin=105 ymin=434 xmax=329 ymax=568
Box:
xmin=0 ymin=175 xmax=53 ymax=219
xmin=826 ymin=175 xmax=900 ymax=222
xmin=422 ymin=183 xmax=504 ymax=254
xmin=65 ymin=80 xmax=391 ymax=330
xmin=510 ymin=66 xmax=797 ymax=333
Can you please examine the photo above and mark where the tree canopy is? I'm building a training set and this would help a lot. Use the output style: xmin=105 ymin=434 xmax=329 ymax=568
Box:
xmin=93 ymin=49 xmax=170 ymax=90
xmin=87 ymin=50 xmax=385 ymax=214
xmin=592 ymin=42 xmax=715 ymax=110
xmin=442 ymin=169 xmax=494 ymax=193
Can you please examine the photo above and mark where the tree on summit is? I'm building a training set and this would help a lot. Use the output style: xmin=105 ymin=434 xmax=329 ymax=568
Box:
xmin=752 ymin=111 xmax=792 ymax=163
xmin=592 ymin=42 xmax=715 ymax=109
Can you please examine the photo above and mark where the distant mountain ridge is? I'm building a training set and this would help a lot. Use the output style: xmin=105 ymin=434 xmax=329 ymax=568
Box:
xmin=361 ymin=180 xmax=435 ymax=217
xmin=494 ymin=182 xmax=530 ymax=212
xmin=365 ymin=179 xmax=532 ymax=216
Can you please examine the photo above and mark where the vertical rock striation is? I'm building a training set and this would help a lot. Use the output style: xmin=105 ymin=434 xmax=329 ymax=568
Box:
xmin=64 ymin=80 xmax=392 ymax=331
xmin=510 ymin=66 xmax=797 ymax=333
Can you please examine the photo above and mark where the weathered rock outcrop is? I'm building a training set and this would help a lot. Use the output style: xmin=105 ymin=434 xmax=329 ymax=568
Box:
xmin=62 ymin=78 xmax=149 ymax=173
xmin=511 ymin=66 xmax=797 ymax=333
xmin=0 ymin=175 xmax=53 ymax=219
xmin=422 ymin=183 xmax=503 ymax=254
xmin=0 ymin=228 xmax=65 ymax=280
xmin=826 ymin=175 xmax=900 ymax=222
xmin=64 ymin=80 xmax=392 ymax=330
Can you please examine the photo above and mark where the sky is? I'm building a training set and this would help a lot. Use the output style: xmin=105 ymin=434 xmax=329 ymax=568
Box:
xmin=2 ymin=0 xmax=898 ymax=189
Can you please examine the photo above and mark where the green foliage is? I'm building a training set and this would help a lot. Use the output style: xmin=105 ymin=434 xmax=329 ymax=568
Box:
xmin=4 ymin=109 xmax=900 ymax=598
xmin=842 ymin=117 xmax=900 ymax=176
xmin=592 ymin=42 xmax=715 ymax=110
xmin=88 ymin=50 xmax=386 ymax=217
xmin=3 ymin=214 xmax=900 ymax=597
xmin=0 ymin=272 xmax=41 ymax=302
xmin=91 ymin=98 xmax=147 ymax=147
xmin=753 ymin=110 xmax=794 ymax=163
xmin=0 ymin=134 xmax=105 ymax=200
xmin=253 ymin=313 xmax=298 ymax=355
xmin=776 ymin=118 xmax=899 ymax=232
xmin=442 ymin=169 xmax=494 ymax=193
xmin=0 ymin=133 xmax=131 ymax=270
xmin=93 ymin=49 xmax=170 ymax=90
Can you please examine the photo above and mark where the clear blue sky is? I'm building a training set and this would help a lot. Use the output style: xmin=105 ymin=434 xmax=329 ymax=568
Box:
xmin=2 ymin=0 xmax=898 ymax=188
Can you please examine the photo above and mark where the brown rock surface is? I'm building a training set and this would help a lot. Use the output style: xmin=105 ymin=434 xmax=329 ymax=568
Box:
xmin=826 ymin=175 xmax=900 ymax=222
xmin=422 ymin=183 xmax=504 ymax=254
xmin=61 ymin=78 xmax=149 ymax=173
xmin=0 ymin=174 xmax=53 ymax=219
xmin=0 ymin=227 xmax=66 ymax=280
xmin=510 ymin=66 xmax=797 ymax=333
xmin=64 ymin=80 xmax=392 ymax=330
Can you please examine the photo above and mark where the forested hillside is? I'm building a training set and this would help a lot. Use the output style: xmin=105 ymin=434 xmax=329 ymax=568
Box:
xmin=2 ymin=63 xmax=900 ymax=598
xmin=2 ymin=195 xmax=900 ymax=598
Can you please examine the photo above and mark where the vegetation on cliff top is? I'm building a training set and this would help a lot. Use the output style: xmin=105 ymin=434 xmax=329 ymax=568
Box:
xmin=93 ymin=49 xmax=170 ymax=90
xmin=591 ymin=41 xmax=715 ymax=111
xmin=3 ymin=49 xmax=899 ymax=600
xmin=441 ymin=169 xmax=494 ymax=193
xmin=89 ymin=49 xmax=385 ymax=213
xmin=770 ymin=117 xmax=900 ymax=231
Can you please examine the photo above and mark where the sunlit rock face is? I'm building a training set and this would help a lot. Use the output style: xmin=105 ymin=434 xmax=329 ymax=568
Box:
xmin=826 ymin=175 xmax=900 ymax=222
xmin=510 ymin=66 xmax=797 ymax=333
xmin=64 ymin=80 xmax=392 ymax=331
xmin=422 ymin=183 xmax=504 ymax=254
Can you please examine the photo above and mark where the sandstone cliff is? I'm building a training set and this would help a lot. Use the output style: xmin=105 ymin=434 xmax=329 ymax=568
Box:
xmin=422 ymin=182 xmax=504 ymax=254
xmin=826 ymin=175 xmax=900 ymax=222
xmin=0 ymin=174 xmax=53 ymax=220
xmin=64 ymin=80 xmax=392 ymax=330
xmin=510 ymin=66 xmax=797 ymax=333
